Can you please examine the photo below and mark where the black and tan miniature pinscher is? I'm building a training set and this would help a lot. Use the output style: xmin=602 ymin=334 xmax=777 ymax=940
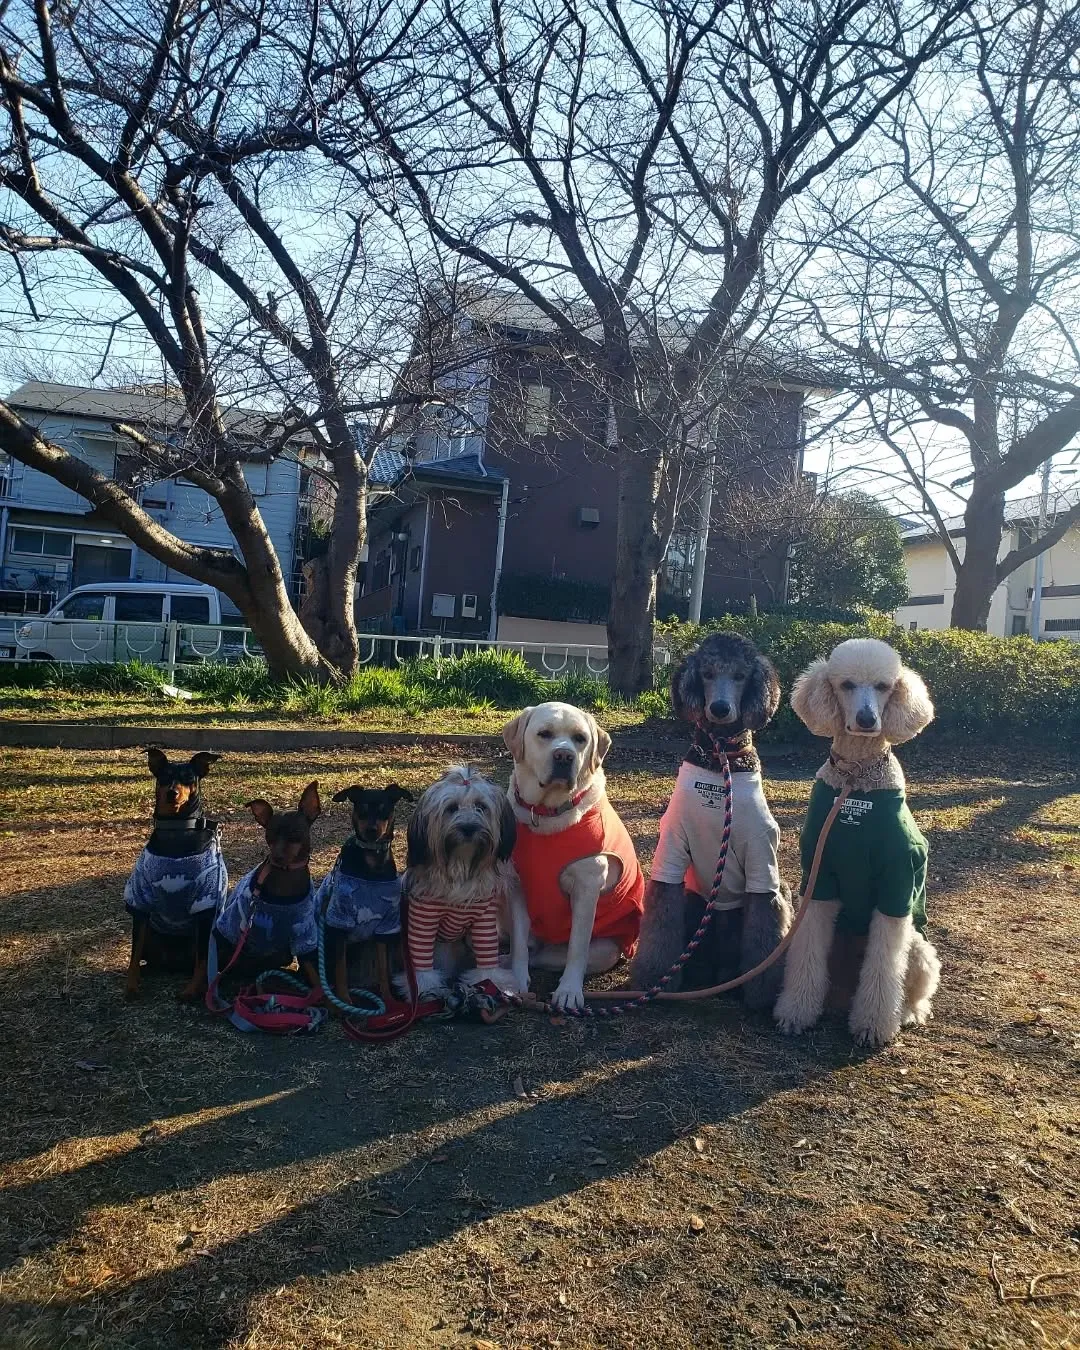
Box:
xmin=210 ymin=782 xmax=322 ymax=989
xmin=320 ymin=784 xmax=413 ymax=1004
xmin=124 ymin=748 xmax=226 ymax=1001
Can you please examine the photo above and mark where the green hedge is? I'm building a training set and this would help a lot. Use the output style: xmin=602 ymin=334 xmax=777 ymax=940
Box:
xmin=656 ymin=615 xmax=1080 ymax=742
xmin=498 ymin=572 xmax=611 ymax=624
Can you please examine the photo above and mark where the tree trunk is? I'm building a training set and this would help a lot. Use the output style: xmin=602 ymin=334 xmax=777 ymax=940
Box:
xmin=322 ymin=458 xmax=365 ymax=675
xmin=950 ymin=481 xmax=1006 ymax=631
xmin=608 ymin=443 xmax=665 ymax=696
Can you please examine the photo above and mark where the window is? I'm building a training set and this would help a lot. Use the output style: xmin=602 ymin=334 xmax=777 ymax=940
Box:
xmin=170 ymin=594 xmax=211 ymax=624
xmin=370 ymin=549 xmax=391 ymax=592
xmin=59 ymin=592 xmax=108 ymax=620
xmin=909 ymin=620 xmax=918 ymax=632
xmin=524 ymin=384 xmax=551 ymax=437
xmin=243 ymin=462 xmax=269 ymax=495
xmin=1045 ymin=617 xmax=1080 ymax=632
xmin=114 ymin=592 xmax=166 ymax=623
xmin=410 ymin=546 xmax=422 ymax=573
xmin=10 ymin=528 xmax=73 ymax=558
xmin=1011 ymin=615 xmax=1029 ymax=636
xmin=662 ymin=531 xmax=697 ymax=600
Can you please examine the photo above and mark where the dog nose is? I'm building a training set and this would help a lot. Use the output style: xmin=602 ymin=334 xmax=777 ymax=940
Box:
xmin=552 ymin=748 xmax=575 ymax=765
xmin=709 ymin=699 xmax=732 ymax=721
xmin=457 ymin=820 xmax=479 ymax=838
xmin=856 ymin=707 xmax=878 ymax=730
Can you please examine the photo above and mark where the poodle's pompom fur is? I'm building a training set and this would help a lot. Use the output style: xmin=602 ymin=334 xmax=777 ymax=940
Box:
xmin=881 ymin=667 xmax=935 ymax=744
xmin=790 ymin=658 xmax=844 ymax=737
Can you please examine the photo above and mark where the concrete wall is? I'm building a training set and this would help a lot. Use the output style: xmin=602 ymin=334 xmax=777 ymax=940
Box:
xmin=896 ymin=524 xmax=1080 ymax=640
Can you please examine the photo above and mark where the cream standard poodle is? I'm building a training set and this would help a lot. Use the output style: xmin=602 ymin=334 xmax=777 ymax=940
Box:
xmin=773 ymin=638 xmax=942 ymax=1047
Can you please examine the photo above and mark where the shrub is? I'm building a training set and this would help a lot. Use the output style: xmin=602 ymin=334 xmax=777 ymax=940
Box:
xmin=183 ymin=658 xmax=276 ymax=705
xmin=339 ymin=666 xmax=432 ymax=711
xmin=42 ymin=658 xmax=165 ymax=696
xmin=411 ymin=649 xmax=547 ymax=707
xmin=656 ymin=615 xmax=1080 ymax=742
xmin=547 ymin=669 xmax=610 ymax=710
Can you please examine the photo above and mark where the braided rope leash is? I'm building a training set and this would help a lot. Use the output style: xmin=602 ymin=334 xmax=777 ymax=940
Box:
xmin=314 ymin=864 xmax=387 ymax=1021
xmin=524 ymin=736 xmax=852 ymax=1017
xmin=537 ymin=725 xmax=736 ymax=1019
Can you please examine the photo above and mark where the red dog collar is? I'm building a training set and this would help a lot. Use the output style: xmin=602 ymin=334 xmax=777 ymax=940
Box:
xmin=514 ymin=785 xmax=589 ymax=818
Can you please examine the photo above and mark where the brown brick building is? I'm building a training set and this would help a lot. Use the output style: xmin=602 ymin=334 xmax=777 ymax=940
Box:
xmin=357 ymin=294 xmax=815 ymax=642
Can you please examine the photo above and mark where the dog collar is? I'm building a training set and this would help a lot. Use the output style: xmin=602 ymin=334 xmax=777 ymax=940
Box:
xmin=514 ymin=785 xmax=589 ymax=820
xmin=353 ymin=836 xmax=392 ymax=853
xmin=828 ymin=748 xmax=891 ymax=780
xmin=152 ymin=813 xmax=206 ymax=831
xmin=689 ymin=725 xmax=757 ymax=770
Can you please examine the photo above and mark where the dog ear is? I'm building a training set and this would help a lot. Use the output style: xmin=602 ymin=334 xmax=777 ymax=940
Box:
xmin=298 ymin=781 xmax=322 ymax=822
xmin=790 ymin=659 xmax=843 ymax=737
xmin=246 ymin=798 xmax=275 ymax=830
xmin=741 ymin=654 xmax=781 ymax=731
xmin=881 ymin=666 xmax=934 ymax=744
xmin=501 ymin=708 xmax=534 ymax=762
xmin=587 ymin=712 xmax=612 ymax=771
xmin=331 ymin=785 xmax=361 ymax=804
xmin=187 ymin=751 xmax=220 ymax=780
xmin=147 ymin=747 xmax=170 ymax=780
xmin=405 ymin=798 xmax=431 ymax=867
xmin=496 ymin=791 xmax=518 ymax=860
xmin=386 ymin=783 xmax=414 ymax=804
xmin=669 ymin=654 xmax=703 ymax=722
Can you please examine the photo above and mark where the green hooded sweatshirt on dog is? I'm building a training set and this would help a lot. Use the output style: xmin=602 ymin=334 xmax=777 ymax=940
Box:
xmin=799 ymin=780 xmax=929 ymax=935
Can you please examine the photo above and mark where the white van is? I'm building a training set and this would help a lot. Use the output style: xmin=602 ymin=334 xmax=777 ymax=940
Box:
xmin=15 ymin=582 xmax=225 ymax=664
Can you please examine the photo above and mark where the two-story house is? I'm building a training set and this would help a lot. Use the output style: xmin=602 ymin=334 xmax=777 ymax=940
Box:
xmin=896 ymin=493 xmax=1080 ymax=640
xmin=0 ymin=381 xmax=305 ymax=618
xmin=358 ymin=292 xmax=818 ymax=645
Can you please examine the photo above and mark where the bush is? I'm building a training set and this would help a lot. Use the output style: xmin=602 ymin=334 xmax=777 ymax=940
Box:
xmin=656 ymin=615 xmax=1080 ymax=742
xmin=412 ymin=649 xmax=548 ymax=706
xmin=183 ymin=659 xmax=276 ymax=705
xmin=42 ymin=658 xmax=165 ymax=696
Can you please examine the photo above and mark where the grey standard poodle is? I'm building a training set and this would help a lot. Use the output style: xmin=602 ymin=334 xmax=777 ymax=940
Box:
xmin=629 ymin=631 xmax=792 ymax=1007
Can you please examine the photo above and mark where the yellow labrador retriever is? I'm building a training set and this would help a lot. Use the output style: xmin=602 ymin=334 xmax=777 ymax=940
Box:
xmin=503 ymin=702 xmax=644 ymax=1011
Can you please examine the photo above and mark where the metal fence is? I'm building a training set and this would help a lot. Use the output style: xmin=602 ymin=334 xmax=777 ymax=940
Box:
xmin=0 ymin=617 xmax=631 ymax=680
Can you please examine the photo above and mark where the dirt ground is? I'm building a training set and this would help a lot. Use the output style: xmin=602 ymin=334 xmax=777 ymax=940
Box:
xmin=0 ymin=739 xmax=1077 ymax=1350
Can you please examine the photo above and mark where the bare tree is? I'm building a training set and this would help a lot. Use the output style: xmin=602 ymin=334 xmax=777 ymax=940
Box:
xmin=0 ymin=0 xmax=444 ymax=676
xmin=809 ymin=0 xmax=1080 ymax=631
xmin=345 ymin=0 xmax=968 ymax=692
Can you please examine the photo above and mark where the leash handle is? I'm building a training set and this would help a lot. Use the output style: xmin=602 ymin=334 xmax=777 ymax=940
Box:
xmin=582 ymin=784 xmax=851 ymax=1004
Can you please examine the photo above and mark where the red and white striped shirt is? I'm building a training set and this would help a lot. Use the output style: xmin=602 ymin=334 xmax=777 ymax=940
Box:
xmin=406 ymin=893 xmax=501 ymax=971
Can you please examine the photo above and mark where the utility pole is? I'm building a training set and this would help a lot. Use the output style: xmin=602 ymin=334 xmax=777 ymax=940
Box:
xmin=1029 ymin=457 xmax=1052 ymax=640
xmin=688 ymin=454 xmax=715 ymax=625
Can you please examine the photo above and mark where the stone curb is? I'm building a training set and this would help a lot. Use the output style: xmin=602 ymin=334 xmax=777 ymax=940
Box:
xmin=0 ymin=719 xmax=800 ymax=760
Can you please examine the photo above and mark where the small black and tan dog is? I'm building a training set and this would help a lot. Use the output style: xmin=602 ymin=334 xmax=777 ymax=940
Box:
xmin=211 ymin=783 xmax=323 ymax=989
xmin=630 ymin=632 xmax=791 ymax=1007
xmin=123 ymin=748 xmax=227 ymax=1001
xmin=315 ymin=784 xmax=413 ymax=1004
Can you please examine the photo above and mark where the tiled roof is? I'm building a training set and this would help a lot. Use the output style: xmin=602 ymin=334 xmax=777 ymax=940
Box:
xmin=6 ymin=380 xmax=313 ymax=444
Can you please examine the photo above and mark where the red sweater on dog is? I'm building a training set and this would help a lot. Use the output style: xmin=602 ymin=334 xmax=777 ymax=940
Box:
xmin=512 ymin=802 xmax=645 ymax=956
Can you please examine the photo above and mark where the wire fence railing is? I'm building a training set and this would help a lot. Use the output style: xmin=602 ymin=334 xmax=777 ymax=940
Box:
xmin=0 ymin=618 xmax=637 ymax=680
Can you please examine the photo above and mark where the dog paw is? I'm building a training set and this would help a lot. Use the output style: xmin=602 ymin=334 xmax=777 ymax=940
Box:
xmin=403 ymin=970 xmax=449 ymax=1003
xmin=550 ymin=979 xmax=586 ymax=1012
xmin=773 ymin=995 xmax=816 ymax=1035
xmin=124 ymin=980 xmax=142 ymax=1001
xmin=903 ymin=1002 xmax=934 ymax=1027
xmin=177 ymin=982 xmax=206 ymax=1004
xmin=849 ymin=1016 xmax=901 ymax=1048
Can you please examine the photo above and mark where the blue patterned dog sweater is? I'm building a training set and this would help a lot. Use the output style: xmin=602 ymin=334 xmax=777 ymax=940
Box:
xmin=214 ymin=866 xmax=318 ymax=959
xmin=124 ymin=836 xmax=227 ymax=937
xmin=315 ymin=858 xmax=401 ymax=942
